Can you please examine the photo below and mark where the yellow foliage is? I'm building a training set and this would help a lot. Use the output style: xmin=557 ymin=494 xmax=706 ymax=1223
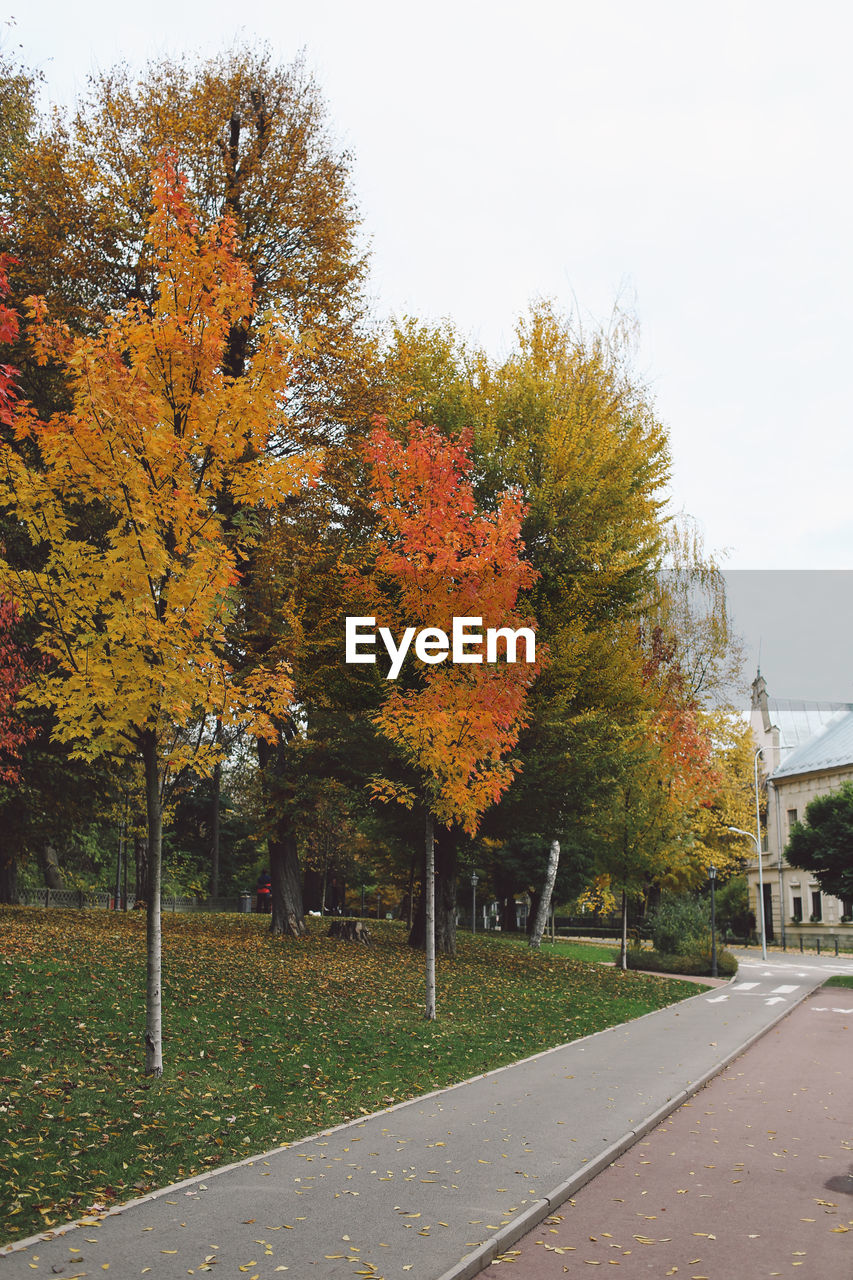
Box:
xmin=0 ymin=161 xmax=316 ymax=773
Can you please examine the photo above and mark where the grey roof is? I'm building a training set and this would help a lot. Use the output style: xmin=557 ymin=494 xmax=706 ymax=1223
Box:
xmin=768 ymin=697 xmax=851 ymax=756
xmin=771 ymin=705 xmax=853 ymax=780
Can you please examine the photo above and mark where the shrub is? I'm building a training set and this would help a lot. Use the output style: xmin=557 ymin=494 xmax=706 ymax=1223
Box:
xmin=626 ymin=945 xmax=737 ymax=978
xmin=649 ymin=894 xmax=710 ymax=955
xmin=714 ymin=874 xmax=752 ymax=936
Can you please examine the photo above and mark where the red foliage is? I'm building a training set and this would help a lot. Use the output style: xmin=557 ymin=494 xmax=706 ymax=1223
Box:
xmin=365 ymin=419 xmax=542 ymax=833
xmin=0 ymin=248 xmax=20 ymax=427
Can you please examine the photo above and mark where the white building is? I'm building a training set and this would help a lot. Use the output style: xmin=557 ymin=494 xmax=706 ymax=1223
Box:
xmin=749 ymin=673 xmax=853 ymax=945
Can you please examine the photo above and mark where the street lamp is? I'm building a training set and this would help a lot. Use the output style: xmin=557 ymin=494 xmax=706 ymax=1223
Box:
xmin=708 ymin=864 xmax=718 ymax=978
xmin=470 ymin=872 xmax=479 ymax=934
xmin=728 ymin=824 xmax=768 ymax=960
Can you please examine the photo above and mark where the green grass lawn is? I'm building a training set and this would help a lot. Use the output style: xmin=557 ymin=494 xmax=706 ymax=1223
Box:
xmin=1 ymin=907 xmax=699 ymax=1245
xmin=823 ymin=974 xmax=853 ymax=989
xmin=482 ymin=932 xmax=619 ymax=965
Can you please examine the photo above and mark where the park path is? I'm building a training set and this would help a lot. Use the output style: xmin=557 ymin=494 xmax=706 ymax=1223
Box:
xmin=2 ymin=954 xmax=851 ymax=1280
xmin=506 ymin=985 xmax=853 ymax=1278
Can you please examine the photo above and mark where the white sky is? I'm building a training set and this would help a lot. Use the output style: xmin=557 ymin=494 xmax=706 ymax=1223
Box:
xmin=6 ymin=0 xmax=853 ymax=578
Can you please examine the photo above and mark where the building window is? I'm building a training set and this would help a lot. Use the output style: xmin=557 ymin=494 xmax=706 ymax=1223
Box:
xmin=811 ymin=890 xmax=822 ymax=922
xmin=787 ymin=808 xmax=798 ymax=831
xmin=792 ymin=896 xmax=803 ymax=923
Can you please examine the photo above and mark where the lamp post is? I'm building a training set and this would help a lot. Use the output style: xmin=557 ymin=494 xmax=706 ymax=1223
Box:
xmin=709 ymin=864 xmax=718 ymax=978
xmin=728 ymin=824 xmax=768 ymax=960
xmin=471 ymin=872 xmax=479 ymax=934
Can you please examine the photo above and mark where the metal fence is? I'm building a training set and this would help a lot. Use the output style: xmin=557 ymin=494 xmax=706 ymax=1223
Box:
xmin=14 ymin=889 xmax=244 ymax=913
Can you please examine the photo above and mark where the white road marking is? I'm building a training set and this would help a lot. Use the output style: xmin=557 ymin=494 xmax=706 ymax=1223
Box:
xmin=706 ymin=995 xmax=729 ymax=1003
xmin=832 ymin=1007 xmax=853 ymax=1013
xmin=764 ymin=997 xmax=786 ymax=1005
xmin=733 ymin=982 xmax=759 ymax=991
xmin=771 ymin=985 xmax=799 ymax=994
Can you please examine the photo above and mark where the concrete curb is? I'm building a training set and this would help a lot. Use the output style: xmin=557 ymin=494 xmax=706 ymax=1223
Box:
xmin=434 ymin=977 xmax=818 ymax=1280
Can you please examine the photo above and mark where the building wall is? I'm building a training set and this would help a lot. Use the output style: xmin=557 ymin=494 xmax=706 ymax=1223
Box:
xmin=746 ymin=764 xmax=853 ymax=941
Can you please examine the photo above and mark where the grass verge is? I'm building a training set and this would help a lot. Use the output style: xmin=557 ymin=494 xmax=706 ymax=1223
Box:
xmin=823 ymin=974 xmax=853 ymax=989
xmin=477 ymin=932 xmax=619 ymax=965
xmin=1 ymin=907 xmax=699 ymax=1245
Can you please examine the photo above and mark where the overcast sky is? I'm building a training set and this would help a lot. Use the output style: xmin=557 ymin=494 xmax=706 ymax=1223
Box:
xmin=6 ymin=1 xmax=853 ymax=695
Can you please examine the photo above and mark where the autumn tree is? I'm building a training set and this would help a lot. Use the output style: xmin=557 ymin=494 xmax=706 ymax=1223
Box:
xmin=375 ymin=306 xmax=671 ymax=924
xmin=1 ymin=46 xmax=378 ymax=932
xmin=364 ymin=420 xmax=539 ymax=1017
xmin=0 ymin=162 xmax=316 ymax=1073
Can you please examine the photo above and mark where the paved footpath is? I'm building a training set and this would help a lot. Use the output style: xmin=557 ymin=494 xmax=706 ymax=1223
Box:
xmin=2 ymin=954 xmax=851 ymax=1280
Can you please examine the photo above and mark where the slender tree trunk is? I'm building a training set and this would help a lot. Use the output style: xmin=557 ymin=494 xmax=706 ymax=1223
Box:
xmin=425 ymin=811 xmax=436 ymax=1020
xmin=409 ymin=827 xmax=457 ymax=956
xmin=134 ymin=833 xmax=149 ymax=905
xmin=141 ymin=730 xmax=163 ymax=1077
xmin=210 ymin=758 xmax=221 ymax=900
xmin=407 ymin=849 xmax=416 ymax=929
xmin=619 ymin=889 xmax=628 ymax=971
xmin=39 ymin=844 xmax=64 ymax=892
xmin=526 ymin=887 xmax=540 ymax=935
xmin=114 ymin=806 xmax=126 ymax=909
xmin=528 ymin=839 xmax=560 ymax=950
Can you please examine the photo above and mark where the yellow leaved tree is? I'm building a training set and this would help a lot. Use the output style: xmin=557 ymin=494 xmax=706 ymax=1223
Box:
xmin=0 ymin=160 xmax=318 ymax=1074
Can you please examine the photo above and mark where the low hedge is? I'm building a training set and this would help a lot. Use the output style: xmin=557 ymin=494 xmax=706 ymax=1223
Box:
xmin=624 ymin=945 xmax=737 ymax=978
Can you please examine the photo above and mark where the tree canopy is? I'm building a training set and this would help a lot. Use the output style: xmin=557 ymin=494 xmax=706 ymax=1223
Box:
xmin=785 ymin=782 xmax=853 ymax=906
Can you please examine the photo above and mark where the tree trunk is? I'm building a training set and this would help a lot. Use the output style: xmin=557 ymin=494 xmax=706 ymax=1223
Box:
xmin=407 ymin=849 xmax=416 ymax=929
xmin=39 ymin=844 xmax=64 ymax=892
xmin=113 ymin=815 xmax=125 ymax=909
xmin=619 ymin=888 xmax=628 ymax=971
xmin=134 ymin=833 xmax=149 ymax=904
xmin=257 ymin=737 xmax=305 ymax=938
xmin=209 ymin=758 xmax=221 ymax=900
xmin=409 ymin=826 xmax=457 ymax=956
xmin=425 ymin=811 xmax=436 ymax=1020
xmin=528 ymin=839 xmax=560 ymax=950
xmin=269 ymin=829 xmax=306 ymax=937
xmin=526 ymin=887 xmax=540 ymax=935
xmin=141 ymin=730 xmax=163 ymax=1077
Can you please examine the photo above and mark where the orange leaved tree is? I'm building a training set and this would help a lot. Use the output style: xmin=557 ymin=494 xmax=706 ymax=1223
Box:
xmin=365 ymin=420 xmax=540 ymax=1017
xmin=0 ymin=161 xmax=317 ymax=1074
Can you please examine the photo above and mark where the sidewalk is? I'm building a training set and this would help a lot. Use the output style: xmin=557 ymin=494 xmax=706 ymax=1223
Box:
xmin=507 ymin=986 xmax=853 ymax=1276
xmin=1 ymin=960 xmax=847 ymax=1280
